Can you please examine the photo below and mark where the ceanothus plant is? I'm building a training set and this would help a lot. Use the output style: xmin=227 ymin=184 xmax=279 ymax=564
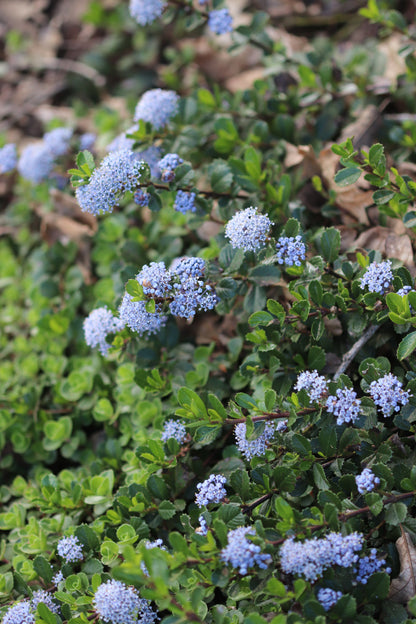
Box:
xmin=2 ymin=1 xmax=416 ymax=624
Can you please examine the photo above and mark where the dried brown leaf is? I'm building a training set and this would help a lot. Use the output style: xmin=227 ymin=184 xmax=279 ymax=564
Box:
xmin=389 ymin=531 xmax=416 ymax=603
xmin=352 ymin=226 xmax=414 ymax=268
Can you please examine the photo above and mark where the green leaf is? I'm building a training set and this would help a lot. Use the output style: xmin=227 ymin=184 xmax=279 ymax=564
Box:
xmin=334 ymin=167 xmax=362 ymax=186
xmin=197 ymin=88 xmax=216 ymax=107
xmin=319 ymin=227 xmax=341 ymax=263
xmin=249 ymin=264 xmax=281 ymax=285
xmin=33 ymin=556 xmax=53 ymax=583
xmin=308 ymin=345 xmax=326 ymax=370
xmin=158 ymin=500 xmax=176 ymax=519
xmin=218 ymin=245 xmax=245 ymax=272
xmin=145 ymin=299 xmax=156 ymax=313
xmin=385 ymin=502 xmax=407 ymax=525
xmin=309 ymin=280 xmax=323 ymax=305
xmin=373 ymin=189 xmax=395 ymax=205
xmin=397 ymin=331 xmax=416 ymax=360
xmin=248 ymin=311 xmax=273 ymax=327
xmin=126 ymin=279 xmax=145 ymax=300
xmin=368 ymin=143 xmax=384 ymax=168
xmin=93 ymin=398 xmax=114 ymax=422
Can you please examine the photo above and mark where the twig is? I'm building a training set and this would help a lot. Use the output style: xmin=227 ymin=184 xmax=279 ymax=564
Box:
xmin=333 ymin=324 xmax=379 ymax=380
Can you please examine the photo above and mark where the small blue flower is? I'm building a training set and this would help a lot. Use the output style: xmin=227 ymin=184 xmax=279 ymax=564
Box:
xmin=84 ymin=306 xmax=123 ymax=356
xmin=43 ymin=127 xmax=73 ymax=156
xmin=2 ymin=602 xmax=34 ymax=624
xmin=317 ymin=588 xmax=343 ymax=611
xmin=129 ymin=0 xmax=166 ymax=25
xmin=161 ymin=419 xmax=187 ymax=444
xmin=355 ymin=468 xmax=380 ymax=494
xmin=158 ymin=153 xmax=183 ymax=171
xmin=93 ymin=580 xmax=157 ymax=624
xmin=0 ymin=143 xmax=17 ymax=173
xmin=31 ymin=591 xmax=59 ymax=614
xmin=280 ymin=532 xmax=363 ymax=582
xmin=196 ymin=515 xmax=209 ymax=536
xmin=52 ymin=570 xmax=65 ymax=585
xmin=137 ymin=262 xmax=172 ymax=298
xmin=360 ymin=260 xmax=393 ymax=295
xmin=75 ymin=150 xmax=145 ymax=215
xmin=326 ymin=388 xmax=361 ymax=425
xmin=195 ymin=474 xmax=227 ymax=507
xmin=18 ymin=143 xmax=54 ymax=183
xmin=294 ymin=370 xmax=328 ymax=403
xmin=225 ymin=207 xmax=273 ymax=252
xmin=174 ymin=190 xmax=196 ymax=214
xmin=57 ymin=535 xmax=83 ymax=563
xmin=397 ymin=285 xmax=413 ymax=297
xmin=355 ymin=549 xmax=390 ymax=584
xmin=79 ymin=133 xmax=96 ymax=151
xmin=134 ymin=189 xmax=150 ymax=207
xmin=134 ymin=89 xmax=179 ymax=130
xmin=208 ymin=8 xmax=233 ymax=34
xmin=368 ymin=373 xmax=411 ymax=418
xmin=234 ymin=422 xmax=275 ymax=460
xmin=119 ymin=294 xmax=167 ymax=336
xmin=275 ymin=235 xmax=306 ymax=266
xmin=220 ymin=526 xmax=271 ymax=575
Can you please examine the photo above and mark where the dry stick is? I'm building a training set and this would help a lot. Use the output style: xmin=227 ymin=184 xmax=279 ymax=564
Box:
xmin=333 ymin=324 xmax=379 ymax=380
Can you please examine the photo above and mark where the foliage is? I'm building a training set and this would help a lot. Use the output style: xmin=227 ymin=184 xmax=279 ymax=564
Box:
xmin=2 ymin=1 xmax=416 ymax=623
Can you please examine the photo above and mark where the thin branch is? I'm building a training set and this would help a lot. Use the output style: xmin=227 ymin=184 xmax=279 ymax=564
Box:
xmin=334 ymin=324 xmax=379 ymax=380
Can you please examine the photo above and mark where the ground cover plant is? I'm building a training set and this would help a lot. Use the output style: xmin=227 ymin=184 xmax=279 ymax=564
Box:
xmin=2 ymin=0 xmax=416 ymax=622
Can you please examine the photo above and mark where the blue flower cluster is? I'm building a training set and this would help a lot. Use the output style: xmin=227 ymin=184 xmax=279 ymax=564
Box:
xmin=107 ymin=125 xmax=138 ymax=153
xmin=195 ymin=474 xmax=227 ymax=507
xmin=355 ymin=468 xmax=380 ymax=494
xmin=3 ymin=591 xmax=60 ymax=624
xmin=280 ymin=532 xmax=363 ymax=582
xmin=368 ymin=373 xmax=411 ymax=418
xmin=294 ymin=370 xmax=328 ymax=403
xmin=138 ymin=262 xmax=172 ymax=298
xmin=84 ymin=307 xmax=124 ymax=356
xmin=174 ymin=190 xmax=197 ymax=214
xmin=196 ymin=514 xmax=208 ymax=536
xmin=3 ymin=602 xmax=34 ymax=624
xmin=129 ymin=0 xmax=166 ymax=25
xmin=31 ymin=590 xmax=60 ymax=614
xmin=43 ymin=127 xmax=73 ymax=156
xmin=234 ymin=421 xmax=275 ymax=460
xmin=79 ymin=132 xmax=96 ymax=151
xmin=57 ymin=535 xmax=84 ymax=563
xmin=317 ymin=588 xmax=343 ymax=611
xmin=220 ymin=526 xmax=271 ymax=575
xmin=326 ymin=387 xmax=361 ymax=425
xmin=225 ymin=207 xmax=273 ymax=252
xmin=134 ymin=89 xmax=179 ymax=130
xmin=397 ymin=285 xmax=414 ymax=297
xmin=17 ymin=125 xmax=73 ymax=184
xmin=355 ymin=549 xmax=390 ymax=584
xmin=141 ymin=539 xmax=167 ymax=576
xmin=159 ymin=153 xmax=183 ymax=181
xmin=75 ymin=150 xmax=146 ymax=215
xmin=161 ymin=419 xmax=187 ymax=444
xmin=360 ymin=260 xmax=393 ymax=294
xmin=169 ymin=258 xmax=217 ymax=318
xmin=208 ymin=8 xmax=233 ymax=34
xmin=0 ymin=143 xmax=17 ymax=173
xmin=119 ymin=295 xmax=167 ymax=335
xmin=93 ymin=580 xmax=157 ymax=624
xmin=275 ymin=235 xmax=306 ymax=266
xmin=134 ymin=189 xmax=150 ymax=207
xmin=18 ymin=143 xmax=55 ymax=183
xmin=52 ymin=570 xmax=65 ymax=585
